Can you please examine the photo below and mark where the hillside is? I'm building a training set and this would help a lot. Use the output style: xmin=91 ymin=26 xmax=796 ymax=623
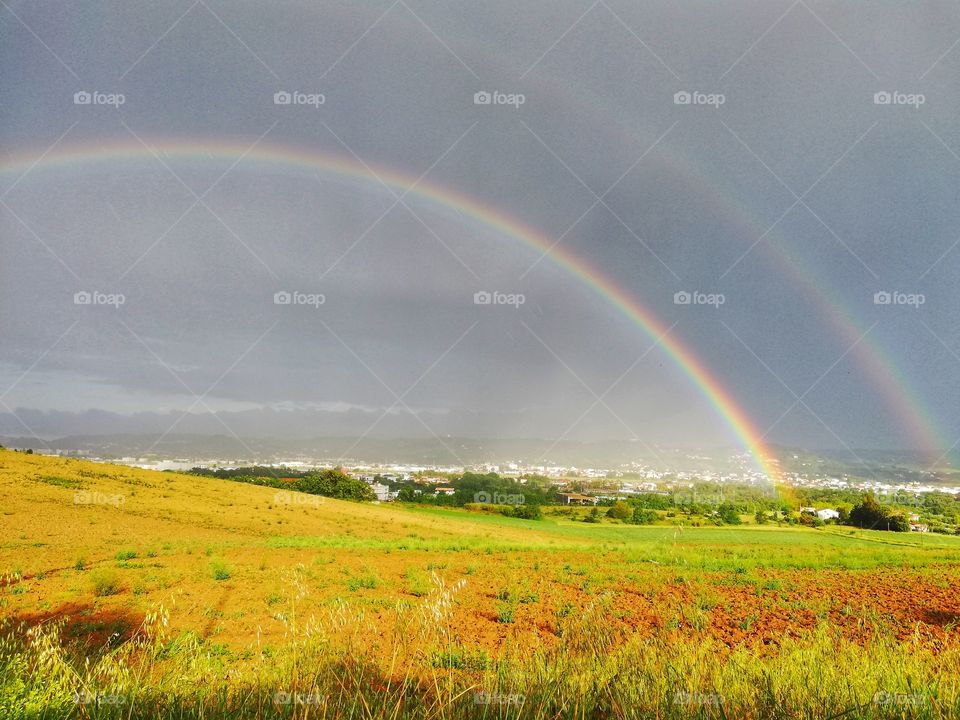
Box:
xmin=3 ymin=449 xmax=960 ymax=718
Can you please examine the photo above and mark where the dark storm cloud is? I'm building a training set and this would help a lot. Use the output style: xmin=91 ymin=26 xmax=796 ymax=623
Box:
xmin=2 ymin=0 xmax=960 ymax=454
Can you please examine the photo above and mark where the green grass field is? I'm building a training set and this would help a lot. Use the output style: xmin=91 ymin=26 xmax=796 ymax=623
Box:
xmin=2 ymin=450 xmax=960 ymax=718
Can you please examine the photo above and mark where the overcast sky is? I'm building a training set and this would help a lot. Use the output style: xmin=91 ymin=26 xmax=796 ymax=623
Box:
xmin=2 ymin=1 xmax=960 ymax=459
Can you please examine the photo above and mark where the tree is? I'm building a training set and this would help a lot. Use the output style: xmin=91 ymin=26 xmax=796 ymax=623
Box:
xmin=396 ymin=486 xmax=418 ymax=502
xmin=754 ymin=509 xmax=768 ymax=525
xmin=849 ymin=495 xmax=887 ymax=529
xmin=606 ymin=501 xmax=631 ymax=520
xmin=887 ymin=513 xmax=910 ymax=532
xmin=293 ymin=470 xmax=375 ymax=501
xmin=718 ymin=503 xmax=742 ymax=525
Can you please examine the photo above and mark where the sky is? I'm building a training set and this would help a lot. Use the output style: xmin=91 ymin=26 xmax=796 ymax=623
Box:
xmin=2 ymin=1 xmax=960 ymax=462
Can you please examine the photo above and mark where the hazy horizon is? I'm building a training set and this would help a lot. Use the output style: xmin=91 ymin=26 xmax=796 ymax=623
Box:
xmin=4 ymin=1 xmax=960 ymax=469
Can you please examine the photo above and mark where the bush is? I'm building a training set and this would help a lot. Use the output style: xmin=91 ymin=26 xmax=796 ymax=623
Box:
xmin=210 ymin=561 xmax=232 ymax=581
xmin=91 ymin=570 xmax=121 ymax=596
xmin=583 ymin=507 xmax=601 ymax=523
xmin=505 ymin=503 xmax=542 ymax=520
xmin=630 ymin=508 xmax=658 ymax=525
xmin=887 ymin=513 xmax=910 ymax=532
xmin=606 ymin=501 xmax=631 ymax=520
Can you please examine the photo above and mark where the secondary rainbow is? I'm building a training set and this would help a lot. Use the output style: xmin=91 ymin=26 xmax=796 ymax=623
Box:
xmin=0 ymin=138 xmax=783 ymax=481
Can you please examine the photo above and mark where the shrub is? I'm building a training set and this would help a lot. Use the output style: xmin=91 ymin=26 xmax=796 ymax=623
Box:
xmin=210 ymin=561 xmax=232 ymax=581
xmin=347 ymin=573 xmax=379 ymax=591
xmin=405 ymin=568 xmax=430 ymax=597
xmin=630 ymin=508 xmax=658 ymax=525
xmin=496 ymin=601 xmax=516 ymax=623
xmin=91 ymin=570 xmax=121 ymax=597
xmin=606 ymin=501 xmax=631 ymax=520
xmin=505 ymin=503 xmax=542 ymax=520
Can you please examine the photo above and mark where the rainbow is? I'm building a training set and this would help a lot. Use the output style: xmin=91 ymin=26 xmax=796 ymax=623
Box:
xmin=645 ymin=139 xmax=947 ymax=459
xmin=504 ymin=72 xmax=946 ymax=460
xmin=1 ymin=138 xmax=788 ymax=480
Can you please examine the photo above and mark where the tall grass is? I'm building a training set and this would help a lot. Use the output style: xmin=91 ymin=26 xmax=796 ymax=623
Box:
xmin=2 ymin=577 xmax=958 ymax=719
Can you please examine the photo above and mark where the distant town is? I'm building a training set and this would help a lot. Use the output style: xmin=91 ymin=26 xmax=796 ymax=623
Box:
xmin=17 ymin=445 xmax=960 ymax=501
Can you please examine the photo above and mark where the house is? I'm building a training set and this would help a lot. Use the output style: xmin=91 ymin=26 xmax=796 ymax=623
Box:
xmin=434 ymin=487 xmax=456 ymax=496
xmin=910 ymin=522 xmax=930 ymax=533
xmin=370 ymin=482 xmax=397 ymax=502
xmin=557 ymin=492 xmax=596 ymax=506
xmin=816 ymin=508 xmax=840 ymax=521
xmin=799 ymin=506 xmax=816 ymax=515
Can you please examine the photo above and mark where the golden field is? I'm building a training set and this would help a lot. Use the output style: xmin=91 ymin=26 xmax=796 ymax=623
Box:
xmin=3 ymin=448 xmax=960 ymax=719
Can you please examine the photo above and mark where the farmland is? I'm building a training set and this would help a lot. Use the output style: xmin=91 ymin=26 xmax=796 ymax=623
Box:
xmin=2 ymin=449 xmax=960 ymax=718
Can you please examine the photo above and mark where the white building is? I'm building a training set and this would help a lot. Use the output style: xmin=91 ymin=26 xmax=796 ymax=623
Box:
xmin=816 ymin=508 xmax=840 ymax=521
xmin=370 ymin=482 xmax=397 ymax=502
